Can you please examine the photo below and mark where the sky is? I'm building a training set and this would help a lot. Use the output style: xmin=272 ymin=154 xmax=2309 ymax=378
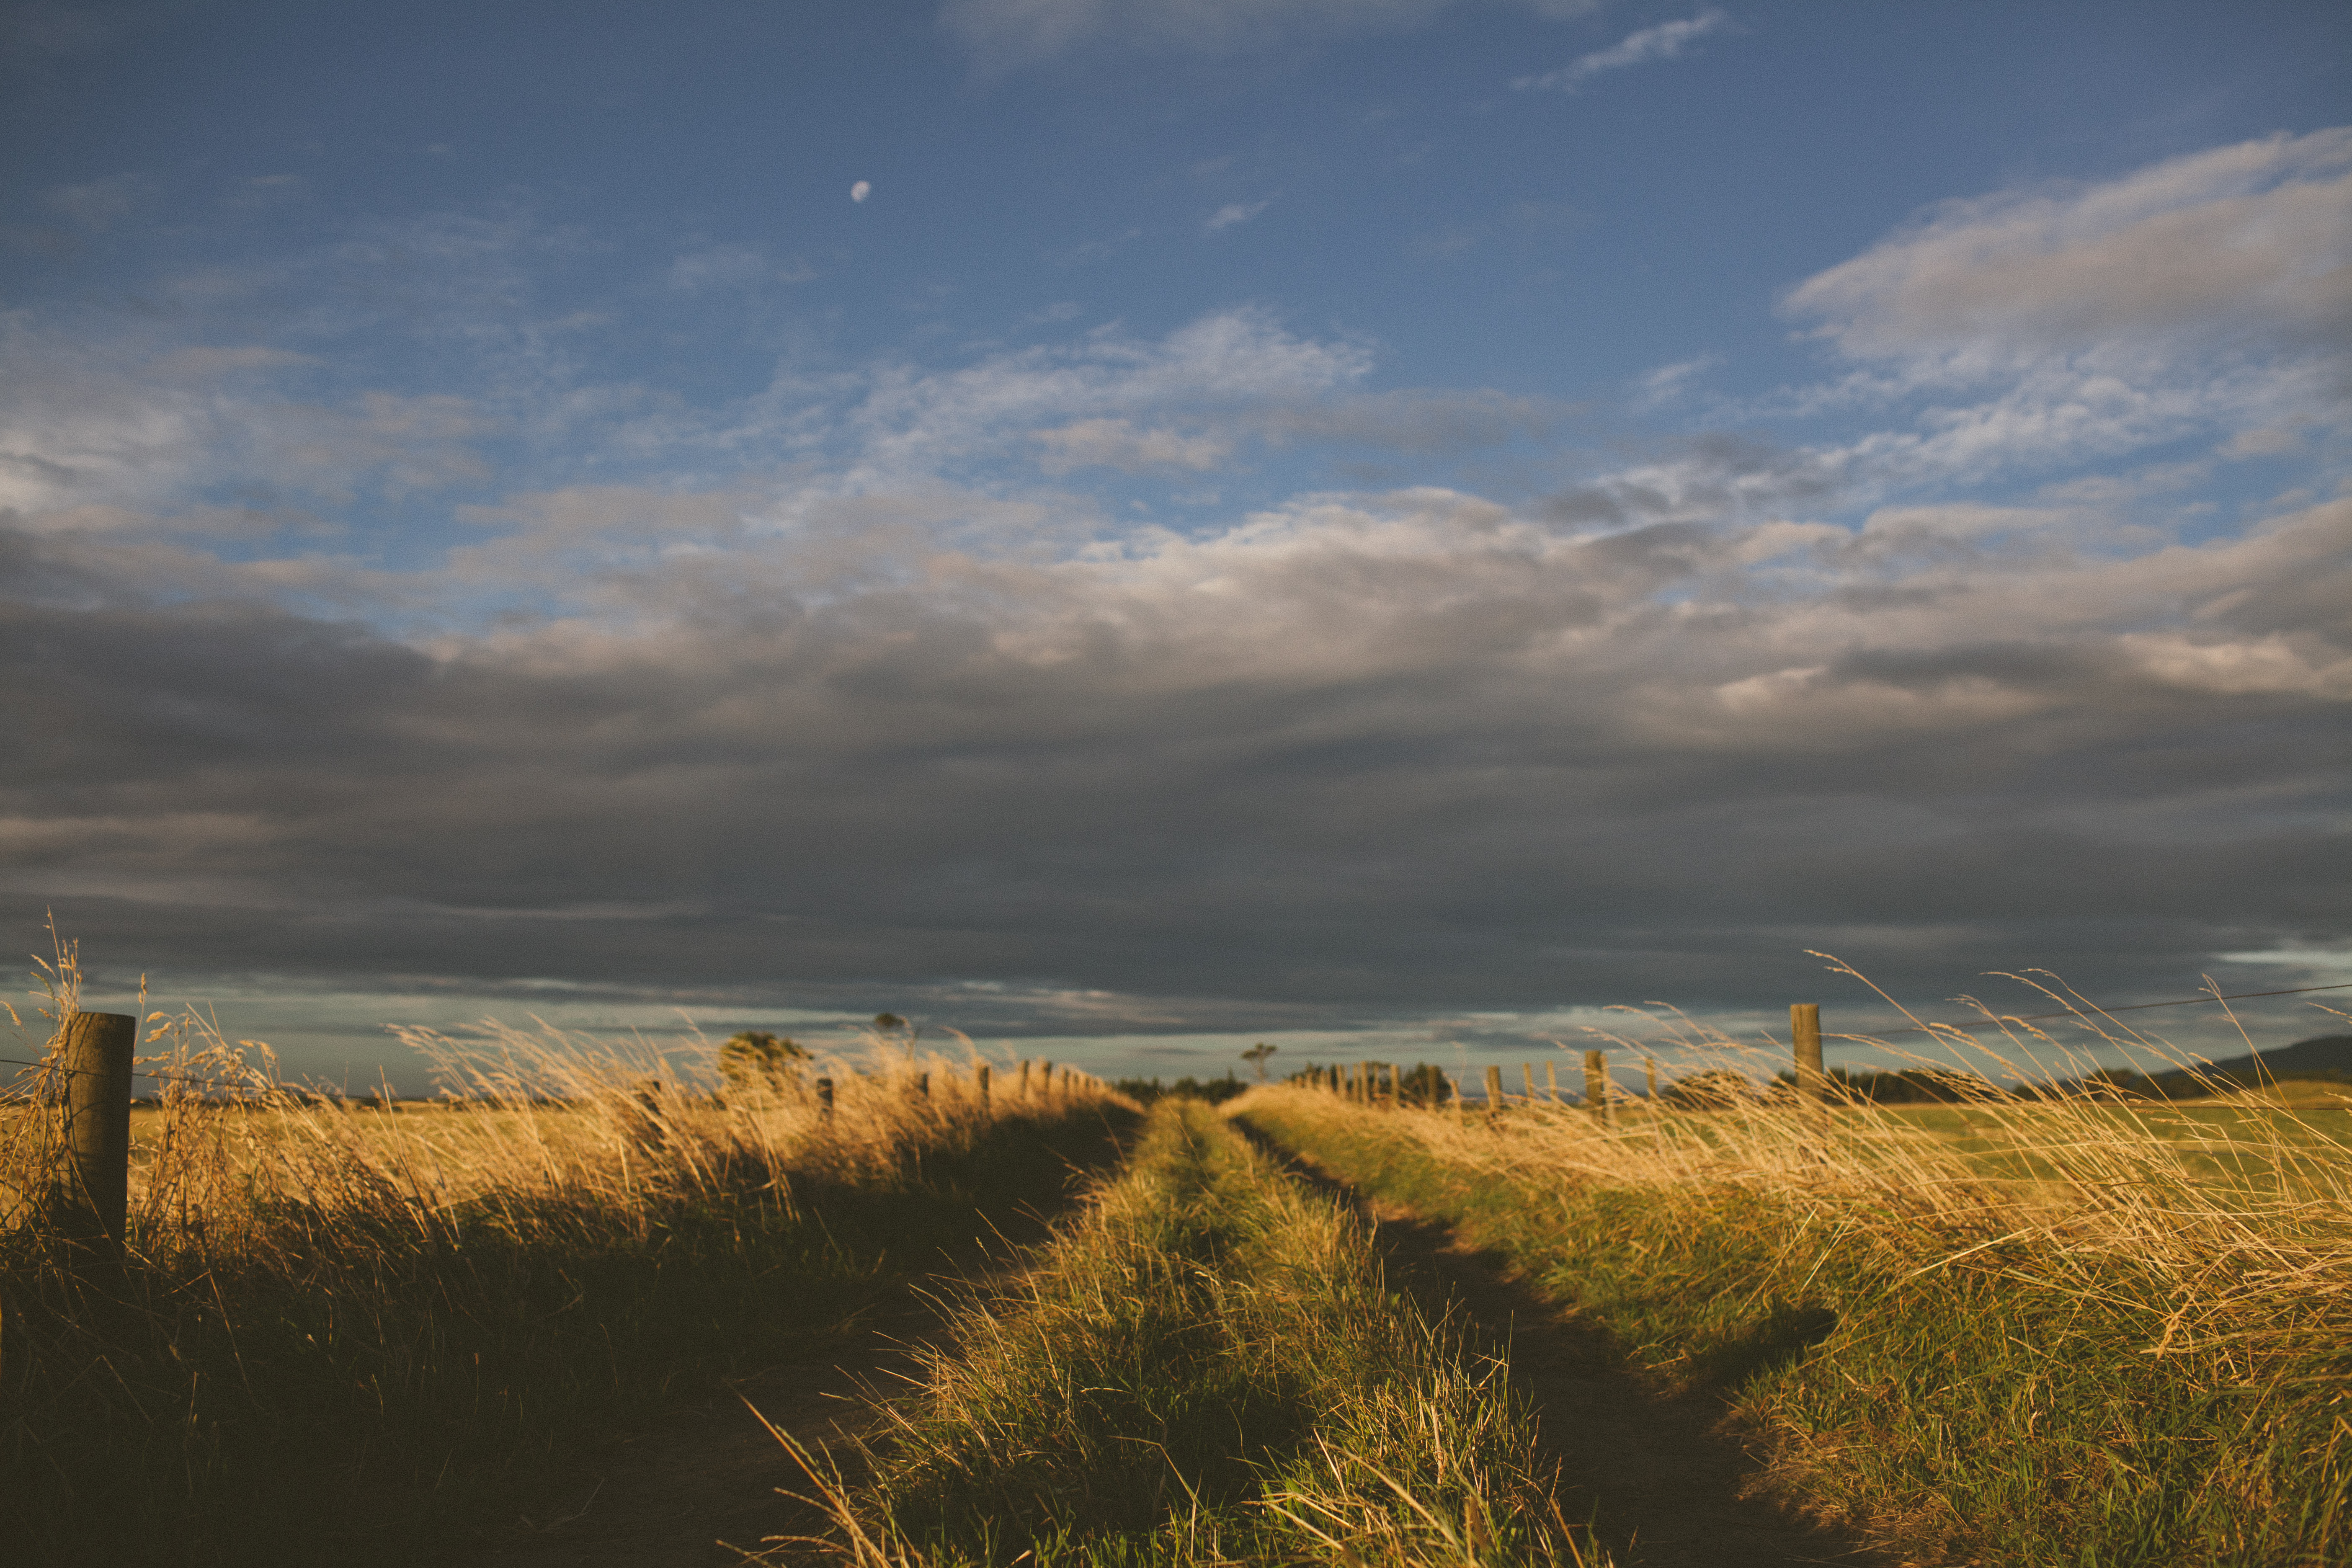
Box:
xmin=3 ymin=0 xmax=2349 ymax=1091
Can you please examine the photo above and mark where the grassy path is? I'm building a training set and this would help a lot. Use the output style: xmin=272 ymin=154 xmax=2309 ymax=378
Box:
xmin=1235 ymin=1086 xmax=2352 ymax=1568
xmin=787 ymin=1098 xmax=1591 ymax=1566
xmin=1236 ymin=1126 xmax=1885 ymax=1568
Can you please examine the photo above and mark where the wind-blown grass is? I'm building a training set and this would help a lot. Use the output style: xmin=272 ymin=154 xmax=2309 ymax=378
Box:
xmin=785 ymin=1097 xmax=1598 ymax=1567
xmin=2 ymin=964 xmax=1129 ymax=1568
xmin=1237 ymin=990 xmax=2352 ymax=1567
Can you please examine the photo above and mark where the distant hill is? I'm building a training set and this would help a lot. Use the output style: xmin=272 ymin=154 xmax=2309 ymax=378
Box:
xmin=2069 ymin=1033 xmax=2352 ymax=1099
xmin=2202 ymin=1034 xmax=2352 ymax=1079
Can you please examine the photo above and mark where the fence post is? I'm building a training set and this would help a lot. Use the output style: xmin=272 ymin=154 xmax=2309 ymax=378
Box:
xmin=1791 ymin=1003 xmax=1826 ymax=1113
xmin=1583 ymin=1050 xmax=1610 ymax=1123
xmin=1546 ymin=1060 xmax=1560 ymax=1102
xmin=62 ymin=1011 xmax=136 ymax=1252
xmin=816 ymin=1077 xmax=835 ymax=1118
xmin=1483 ymin=1064 xmax=1503 ymax=1119
xmin=915 ymin=1071 xmax=930 ymax=1100
xmin=975 ymin=1063 xmax=991 ymax=1111
xmin=1522 ymin=1063 xmax=1537 ymax=1102
xmin=1645 ymin=1055 xmax=1659 ymax=1102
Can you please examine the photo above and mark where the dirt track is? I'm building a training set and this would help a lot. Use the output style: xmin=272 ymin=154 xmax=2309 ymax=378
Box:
xmin=465 ymin=1122 xmax=1897 ymax=1568
xmin=1252 ymin=1135 xmax=1896 ymax=1568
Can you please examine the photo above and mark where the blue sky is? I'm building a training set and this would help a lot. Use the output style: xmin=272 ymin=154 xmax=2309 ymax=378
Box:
xmin=4 ymin=0 xmax=2348 ymax=1090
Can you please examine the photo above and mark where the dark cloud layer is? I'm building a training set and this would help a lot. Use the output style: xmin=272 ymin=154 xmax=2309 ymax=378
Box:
xmin=9 ymin=482 xmax=2347 ymax=1041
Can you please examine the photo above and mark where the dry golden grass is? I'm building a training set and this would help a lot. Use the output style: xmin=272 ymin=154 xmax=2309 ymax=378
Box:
xmin=1 ymin=933 xmax=1131 ymax=1568
xmin=1237 ymin=970 xmax=2352 ymax=1565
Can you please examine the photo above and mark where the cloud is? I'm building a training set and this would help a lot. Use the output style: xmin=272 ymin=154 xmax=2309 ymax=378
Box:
xmin=5 ymin=140 xmax=2348 ymax=1062
xmin=941 ymin=0 xmax=1600 ymax=69
xmin=1783 ymin=128 xmax=2352 ymax=366
xmin=667 ymin=242 xmax=815 ymax=291
xmin=10 ymin=469 xmax=2345 ymax=1046
xmin=1632 ymin=356 xmax=1719 ymax=410
xmin=1205 ymin=199 xmax=1271 ymax=232
xmin=851 ymin=180 xmax=872 ymax=203
xmin=1034 ymin=418 xmax=1232 ymax=473
xmin=1745 ymin=130 xmax=2352 ymax=496
xmin=1514 ymin=8 xmax=1733 ymax=92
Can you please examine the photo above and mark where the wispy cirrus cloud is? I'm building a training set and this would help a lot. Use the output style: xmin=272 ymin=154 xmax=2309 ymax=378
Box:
xmin=1205 ymin=199 xmax=1271 ymax=232
xmin=1514 ymin=8 xmax=1734 ymax=92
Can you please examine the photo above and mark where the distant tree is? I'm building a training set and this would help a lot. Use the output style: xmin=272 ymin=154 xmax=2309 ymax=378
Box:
xmin=720 ymin=1031 xmax=810 ymax=1098
xmin=1114 ymin=1073 xmax=1248 ymax=1105
xmin=1395 ymin=1062 xmax=1455 ymax=1108
xmin=1241 ymin=1042 xmax=1278 ymax=1081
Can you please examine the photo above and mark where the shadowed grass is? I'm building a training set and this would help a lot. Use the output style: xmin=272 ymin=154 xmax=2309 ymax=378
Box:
xmin=2 ymin=978 xmax=1133 ymax=1568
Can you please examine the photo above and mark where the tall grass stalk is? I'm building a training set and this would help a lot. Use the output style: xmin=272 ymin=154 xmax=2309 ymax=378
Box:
xmin=2 ymin=965 xmax=1127 ymax=1568
xmin=789 ymin=1098 xmax=1598 ymax=1567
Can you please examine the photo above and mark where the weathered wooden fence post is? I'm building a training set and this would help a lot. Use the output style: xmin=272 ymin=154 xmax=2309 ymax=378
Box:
xmin=1645 ymin=1055 xmax=1659 ymax=1103
xmin=915 ymin=1071 xmax=931 ymax=1100
xmin=1546 ymin=1060 xmax=1560 ymax=1102
xmin=815 ymin=1076 xmax=835 ymax=1118
xmin=1483 ymin=1064 xmax=1503 ymax=1119
xmin=1791 ymin=1003 xmax=1826 ymax=1115
xmin=63 ymin=1011 xmax=137 ymax=1252
xmin=1584 ymin=1050 xmax=1609 ymax=1124
xmin=1522 ymin=1063 xmax=1537 ymax=1102
xmin=975 ymin=1062 xmax=991 ymax=1110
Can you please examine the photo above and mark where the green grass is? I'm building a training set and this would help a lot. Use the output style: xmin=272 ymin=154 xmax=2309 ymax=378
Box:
xmin=1238 ymin=1090 xmax=2352 ymax=1568
xmin=809 ymin=1098 xmax=1594 ymax=1567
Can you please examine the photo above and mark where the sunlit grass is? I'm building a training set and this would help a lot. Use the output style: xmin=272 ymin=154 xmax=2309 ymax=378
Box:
xmin=1238 ymin=968 xmax=2352 ymax=1566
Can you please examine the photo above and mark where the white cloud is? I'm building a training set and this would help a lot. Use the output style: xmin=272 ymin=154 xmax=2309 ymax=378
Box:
xmin=1514 ymin=9 xmax=1733 ymax=93
xmin=1632 ymin=356 xmax=1720 ymax=410
xmin=1205 ymin=199 xmax=1271 ymax=232
xmin=1783 ymin=128 xmax=2352 ymax=366
xmin=1034 ymin=418 xmax=1232 ymax=474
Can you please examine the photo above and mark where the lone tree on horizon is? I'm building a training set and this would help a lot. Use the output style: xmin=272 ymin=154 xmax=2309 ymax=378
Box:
xmin=720 ymin=1031 xmax=810 ymax=1098
xmin=1241 ymin=1042 xmax=1277 ymax=1081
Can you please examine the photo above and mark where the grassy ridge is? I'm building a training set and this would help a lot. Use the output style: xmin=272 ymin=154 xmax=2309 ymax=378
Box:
xmin=808 ymin=1098 xmax=1593 ymax=1566
xmin=1238 ymin=1087 xmax=2352 ymax=1567
xmin=2 ymin=1014 xmax=1128 ymax=1568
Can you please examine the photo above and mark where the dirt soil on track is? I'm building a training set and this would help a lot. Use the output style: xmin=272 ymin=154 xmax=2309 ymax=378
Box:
xmin=1256 ymin=1137 xmax=1903 ymax=1568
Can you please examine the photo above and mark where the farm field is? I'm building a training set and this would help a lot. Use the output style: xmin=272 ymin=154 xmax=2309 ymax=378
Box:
xmin=10 ymin=1002 xmax=2351 ymax=1566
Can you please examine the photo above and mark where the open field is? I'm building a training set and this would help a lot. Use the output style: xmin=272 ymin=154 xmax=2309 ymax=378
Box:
xmin=1237 ymin=1078 xmax=2352 ymax=1567
xmin=11 ymin=969 xmax=2351 ymax=1567
xmin=2 ymin=1003 xmax=1132 ymax=1568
